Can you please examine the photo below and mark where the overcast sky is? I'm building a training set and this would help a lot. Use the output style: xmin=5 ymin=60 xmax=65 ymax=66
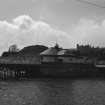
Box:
xmin=0 ymin=0 xmax=105 ymax=53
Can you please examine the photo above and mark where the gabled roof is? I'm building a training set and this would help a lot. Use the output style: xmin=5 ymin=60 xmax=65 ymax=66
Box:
xmin=40 ymin=47 xmax=58 ymax=55
xmin=57 ymin=50 xmax=66 ymax=55
xmin=58 ymin=49 xmax=75 ymax=56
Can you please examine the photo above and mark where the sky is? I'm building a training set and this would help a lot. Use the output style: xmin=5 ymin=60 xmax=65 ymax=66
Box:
xmin=0 ymin=0 xmax=105 ymax=53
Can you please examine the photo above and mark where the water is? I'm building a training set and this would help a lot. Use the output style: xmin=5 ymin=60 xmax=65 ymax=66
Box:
xmin=0 ymin=78 xmax=105 ymax=105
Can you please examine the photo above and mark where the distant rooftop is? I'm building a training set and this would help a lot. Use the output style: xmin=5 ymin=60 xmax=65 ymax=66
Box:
xmin=40 ymin=47 xmax=58 ymax=55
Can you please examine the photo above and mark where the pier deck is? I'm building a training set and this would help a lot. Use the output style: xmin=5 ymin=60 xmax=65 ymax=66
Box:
xmin=0 ymin=57 xmax=105 ymax=79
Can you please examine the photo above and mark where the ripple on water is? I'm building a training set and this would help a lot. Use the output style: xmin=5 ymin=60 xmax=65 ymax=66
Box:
xmin=0 ymin=79 xmax=104 ymax=105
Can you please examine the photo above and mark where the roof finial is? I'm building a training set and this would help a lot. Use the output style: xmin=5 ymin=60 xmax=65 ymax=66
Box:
xmin=55 ymin=43 xmax=59 ymax=50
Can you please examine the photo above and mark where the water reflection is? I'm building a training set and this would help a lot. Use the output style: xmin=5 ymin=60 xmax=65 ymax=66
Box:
xmin=0 ymin=79 xmax=105 ymax=105
xmin=72 ymin=80 xmax=105 ymax=105
xmin=38 ymin=79 xmax=74 ymax=105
